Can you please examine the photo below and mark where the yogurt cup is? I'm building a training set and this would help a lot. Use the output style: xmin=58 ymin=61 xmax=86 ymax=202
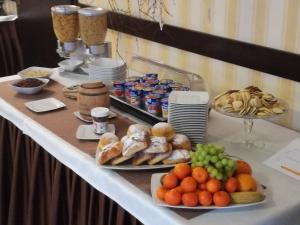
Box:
xmin=91 ymin=107 xmax=109 ymax=134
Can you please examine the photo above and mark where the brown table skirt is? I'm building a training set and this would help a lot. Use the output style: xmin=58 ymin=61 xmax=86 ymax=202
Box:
xmin=0 ymin=117 xmax=143 ymax=225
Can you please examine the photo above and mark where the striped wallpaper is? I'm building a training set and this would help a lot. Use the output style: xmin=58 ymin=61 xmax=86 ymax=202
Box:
xmin=80 ymin=0 xmax=300 ymax=131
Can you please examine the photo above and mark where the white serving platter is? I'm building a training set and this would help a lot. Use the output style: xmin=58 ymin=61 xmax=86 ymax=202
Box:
xmin=25 ymin=97 xmax=65 ymax=113
xmin=151 ymin=173 xmax=267 ymax=209
xmin=98 ymin=163 xmax=175 ymax=170
xmin=18 ymin=67 xmax=54 ymax=79
xmin=76 ymin=124 xmax=115 ymax=140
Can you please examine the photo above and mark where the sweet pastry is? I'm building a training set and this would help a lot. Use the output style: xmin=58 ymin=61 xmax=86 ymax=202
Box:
xmin=163 ymin=149 xmax=191 ymax=164
xmin=122 ymin=132 xmax=149 ymax=157
xmin=144 ymin=136 xmax=169 ymax=154
xmin=98 ymin=133 xmax=119 ymax=149
xmin=148 ymin=150 xmax=172 ymax=165
xmin=171 ymin=134 xmax=191 ymax=150
xmin=151 ymin=122 xmax=175 ymax=141
xmin=127 ymin=124 xmax=151 ymax=136
xmin=97 ymin=141 xmax=123 ymax=165
xmin=132 ymin=151 xmax=153 ymax=165
xmin=111 ymin=155 xmax=134 ymax=165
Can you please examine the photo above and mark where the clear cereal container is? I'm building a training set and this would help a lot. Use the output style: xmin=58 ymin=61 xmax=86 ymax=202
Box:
xmin=51 ymin=5 xmax=80 ymax=43
xmin=78 ymin=7 xmax=108 ymax=46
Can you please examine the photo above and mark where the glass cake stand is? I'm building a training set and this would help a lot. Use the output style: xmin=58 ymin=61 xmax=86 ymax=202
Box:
xmin=212 ymin=100 xmax=287 ymax=149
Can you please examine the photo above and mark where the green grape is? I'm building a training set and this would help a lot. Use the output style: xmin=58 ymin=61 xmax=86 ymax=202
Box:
xmin=197 ymin=155 xmax=205 ymax=161
xmin=200 ymin=150 xmax=207 ymax=157
xmin=218 ymin=153 xmax=225 ymax=160
xmin=195 ymin=161 xmax=204 ymax=167
xmin=190 ymin=151 xmax=195 ymax=157
xmin=203 ymin=159 xmax=210 ymax=166
xmin=215 ymin=161 xmax=223 ymax=169
xmin=191 ymin=156 xmax=197 ymax=162
xmin=228 ymin=159 xmax=235 ymax=168
xmin=215 ymin=145 xmax=225 ymax=153
xmin=209 ymin=147 xmax=217 ymax=155
xmin=221 ymin=158 xmax=228 ymax=166
xmin=211 ymin=168 xmax=218 ymax=177
xmin=207 ymin=166 xmax=214 ymax=173
xmin=216 ymin=173 xmax=223 ymax=180
xmin=205 ymin=155 xmax=211 ymax=162
xmin=196 ymin=143 xmax=204 ymax=149
xmin=210 ymin=155 xmax=218 ymax=164
xmin=191 ymin=163 xmax=197 ymax=168
xmin=225 ymin=166 xmax=232 ymax=172
xmin=207 ymin=144 xmax=214 ymax=148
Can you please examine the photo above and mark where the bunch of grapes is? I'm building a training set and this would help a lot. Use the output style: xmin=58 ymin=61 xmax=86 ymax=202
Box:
xmin=190 ymin=144 xmax=236 ymax=181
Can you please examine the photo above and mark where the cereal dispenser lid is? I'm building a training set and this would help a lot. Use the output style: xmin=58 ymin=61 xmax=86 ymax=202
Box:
xmin=78 ymin=7 xmax=108 ymax=16
xmin=51 ymin=5 xmax=80 ymax=14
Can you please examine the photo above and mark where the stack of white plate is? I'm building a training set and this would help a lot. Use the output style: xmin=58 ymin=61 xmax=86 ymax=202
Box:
xmin=168 ymin=91 xmax=209 ymax=145
xmin=87 ymin=58 xmax=127 ymax=86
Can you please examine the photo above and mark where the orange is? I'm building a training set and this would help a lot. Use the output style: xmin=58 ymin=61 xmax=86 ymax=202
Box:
xmin=236 ymin=174 xmax=257 ymax=191
xmin=224 ymin=177 xmax=238 ymax=193
xmin=236 ymin=160 xmax=252 ymax=175
xmin=192 ymin=167 xmax=208 ymax=184
xmin=164 ymin=189 xmax=181 ymax=205
xmin=198 ymin=182 xmax=207 ymax=191
xmin=180 ymin=177 xmax=197 ymax=193
xmin=206 ymin=179 xmax=221 ymax=193
xmin=213 ymin=191 xmax=230 ymax=207
xmin=173 ymin=186 xmax=183 ymax=193
xmin=162 ymin=173 xmax=178 ymax=189
xmin=173 ymin=163 xmax=191 ymax=180
xmin=156 ymin=186 xmax=169 ymax=200
xmin=182 ymin=192 xmax=198 ymax=207
xmin=198 ymin=190 xmax=213 ymax=206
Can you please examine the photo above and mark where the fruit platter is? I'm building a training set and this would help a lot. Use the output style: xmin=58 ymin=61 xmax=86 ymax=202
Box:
xmin=151 ymin=144 xmax=266 ymax=208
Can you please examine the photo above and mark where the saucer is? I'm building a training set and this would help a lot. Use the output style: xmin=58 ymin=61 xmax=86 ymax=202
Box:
xmin=74 ymin=111 xmax=117 ymax=123
xmin=76 ymin=124 xmax=116 ymax=140
xmin=25 ymin=97 xmax=65 ymax=112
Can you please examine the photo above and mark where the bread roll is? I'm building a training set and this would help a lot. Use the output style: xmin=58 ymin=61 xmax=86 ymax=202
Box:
xmin=172 ymin=134 xmax=192 ymax=150
xmin=163 ymin=149 xmax=191 ymax=165
xmin=127 ymin=124 xmax=151 ymax=136
xmin=122 ymin=132 xmax=149 ymax=157
xmin=97 ymin=142 xmax=123 ymax=165
xmin=98 ymin=133 xmax=119 ymax=149
xmin=111 ymin=155 xmax=133 ymax=165
xmin=151 ymin=122 xmax=175 ymax=141
xmin=147 ymin=150 xmax=172 ymax=165
xmin=132 ymin=151 xmax=153 ymax=166
xmin=144 ymin=136 xmax=169 ymax=154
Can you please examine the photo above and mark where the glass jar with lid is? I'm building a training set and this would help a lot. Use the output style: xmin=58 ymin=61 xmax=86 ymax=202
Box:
xmin=78 ymin=7 xmax=108 ymax=46
xmin=51 ymin=5 xmax=80 ymax=43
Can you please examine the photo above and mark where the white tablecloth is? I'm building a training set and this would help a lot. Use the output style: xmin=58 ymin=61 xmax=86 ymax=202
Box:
xmin=1 ymin=71 xmax=300 ymax=225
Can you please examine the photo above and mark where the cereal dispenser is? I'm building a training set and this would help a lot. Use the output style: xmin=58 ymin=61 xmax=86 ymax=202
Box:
xmin=78 ymin=7 xmax=110 ymax=57
xmin=51 ymin=5 xmax=80 ymax=56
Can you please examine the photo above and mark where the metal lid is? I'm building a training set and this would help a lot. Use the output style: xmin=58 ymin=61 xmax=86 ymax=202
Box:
xmin=51 ymin=5 xmax=80 ymax=14
xmin=78 ymin=7 xmax=108 ymax=16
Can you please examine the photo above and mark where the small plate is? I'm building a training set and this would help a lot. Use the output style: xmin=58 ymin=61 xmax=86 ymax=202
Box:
xmin=74 ymin=111 xmax=117 ymax=123
xmin=58 ymin=59 xmax=84 ymax=72
xmin=76 ymin=124 xmax=115 ymax=140
xmin=18 ymin=67 xmax=54 ymax=79
xmin=151 ymin=173 xmax=267 ymax=209
xmin=25 ymin=97 xmax=65 ymax=113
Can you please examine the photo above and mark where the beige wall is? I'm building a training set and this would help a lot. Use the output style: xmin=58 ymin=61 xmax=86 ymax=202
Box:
xmin=80 ymin=0 xmax=300 ymax=131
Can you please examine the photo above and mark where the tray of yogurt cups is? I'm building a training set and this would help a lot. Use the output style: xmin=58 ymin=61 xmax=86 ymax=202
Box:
xmin=110 ymin=74 xmax=191 ymax=122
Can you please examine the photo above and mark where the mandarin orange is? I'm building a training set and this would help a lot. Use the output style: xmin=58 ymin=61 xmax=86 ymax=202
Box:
xmin=192 ymin=167 xmax=208 ymax=184
xmin=156 ymin=186 xmax=169 ymax=200
xmin=164 ymin=189 xmax=182 ymax=205
xmin=162 ymin=173 xmax=178 ymax=189
xmin=236 ymin=173 xmax=257 ymax=191
xmin=236 ymin=160 xmax=252 ymax=175
xmin=198 ymin=190 xmax=213 ymax=206
xmin=182 ymin=192 xmax=198 ymax=207
xmin=173 ymin=163 xmax=191 ymax=179
xmin=206 ymin=179 xmax=221 ymax=193
xmin=213 ymin=191 xmax=230 ymax=207
xmin=224 ymin=177 xmax=238 ymax=193
xmin=180 ymin=177 xmax=197 ymax=193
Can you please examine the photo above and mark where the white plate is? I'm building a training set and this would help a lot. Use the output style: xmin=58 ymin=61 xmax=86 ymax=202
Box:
xmin=9 ymin=78 xmax=49 ymax=95
xmin=25 ymin=97 xmax=65 ymax=112
xmin=18 ymin=67 xmax=54 ymax=79
xmin=99 ymin=163 xmax=176 ymax=170
xmin=74 ymin=111 xmax=117 ymax=123
xmin=151 ymin=173 xmax=267 ymax=209
xmin=76 ymin=124 xmax=115 ymax=140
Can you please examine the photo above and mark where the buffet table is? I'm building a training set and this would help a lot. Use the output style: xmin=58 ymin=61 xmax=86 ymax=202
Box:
xmin=1 ymin=71 xmax=300 ymax=225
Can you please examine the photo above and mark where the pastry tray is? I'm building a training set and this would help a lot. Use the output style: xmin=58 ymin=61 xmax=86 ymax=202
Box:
xmin=110 ymin=55 xmax=208 ymax=125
